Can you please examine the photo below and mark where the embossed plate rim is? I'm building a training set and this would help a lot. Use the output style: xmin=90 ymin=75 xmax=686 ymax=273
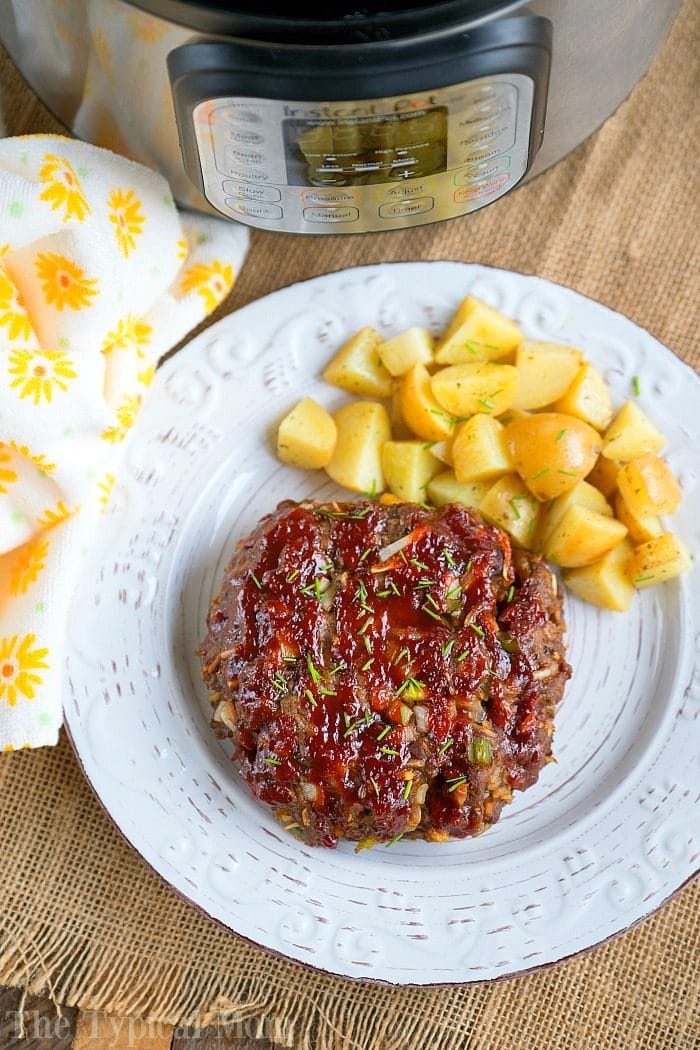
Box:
xmin=64 ymin=261 xmax=700 ymax=985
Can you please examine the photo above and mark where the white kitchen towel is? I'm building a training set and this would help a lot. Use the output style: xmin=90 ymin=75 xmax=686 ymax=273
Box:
xmin=0 ymin=134 xmax=249 ymax=749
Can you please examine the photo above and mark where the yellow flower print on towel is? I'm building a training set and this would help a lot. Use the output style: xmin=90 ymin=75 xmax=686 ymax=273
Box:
xmin=101 ymin=393 xmax=142 ymax=443
xmin=9 ymin=537 xmax=49 ymax=597
xmin=0 ymin=634 xmax=49 ymax=707
xmin=108 ymin=188 xmax=146 ymax=257
xmin=35 ymin=252 xmax=99 ymax=311
xmin=179 ymin=259 xmax=234 ymax=312
xmin=0 ymin=266 xmax=32 ymax=343
xmin=36 ymin=501 xmax=74 ymax=530
xmin=0 ymin=445 xmax=17 ymax=494
xmin=102 ymin=313 xmax=152 ymax=356
xmin=38 ymin=153 xmax=91 ymax=223
xmin=8 ymin=347 xmax=77 ymax=405
xmin=8 ymin=442 xmax=56 ymax=477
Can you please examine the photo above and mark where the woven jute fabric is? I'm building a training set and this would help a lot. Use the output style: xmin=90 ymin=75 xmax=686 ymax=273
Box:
xmin=1 ymin=2 xmax=699 ymax=1047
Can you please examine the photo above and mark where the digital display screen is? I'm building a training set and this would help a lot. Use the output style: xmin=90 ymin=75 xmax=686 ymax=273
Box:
xmin=283 ymin=108 xmax=448 ymax=187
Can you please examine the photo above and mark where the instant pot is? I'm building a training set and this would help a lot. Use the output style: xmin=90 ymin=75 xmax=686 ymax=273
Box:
xmin=0 ymin=1 xmax=681 ymax=234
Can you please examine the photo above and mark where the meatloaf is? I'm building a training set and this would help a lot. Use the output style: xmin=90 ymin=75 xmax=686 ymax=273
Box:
xmin=199 ymin=500 xmax=570 ymax=848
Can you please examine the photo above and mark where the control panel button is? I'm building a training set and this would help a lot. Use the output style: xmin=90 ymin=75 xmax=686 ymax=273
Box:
xmin=217 ymin=105 xmax=263 ymax=125
xmin=382 ymin=179 xmax=434 ymax=201
xmin=302 ymin=189 xmax=358 ymax=205
xmin=453 ymin=155 xmax=511 ymax=185
xmin=302 ymin=206 xmax=359 ymax=223
xmin=225 ymin=128 xmax=264 ymax=146
xmin=225 ymin=199 xmax=283 ymax=220
xmin=222 ymin=181 xmax=281 ymax=202
xmin=224 ymin=146 xmax=266 ymax=166
xmin=378 ymin=197 xmax=434 ymax=219
xmin=221 ymin=166 xmax=272 ymax=183
xmin=453 ymin=173 xmax=509 ymax=204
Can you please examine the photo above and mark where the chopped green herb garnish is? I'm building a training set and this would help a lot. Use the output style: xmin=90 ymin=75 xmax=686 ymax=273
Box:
xmin=446 ymin=584 xmax=462 ymax=600
xmin=411 ymin=559 xmax=430 ymax=571
xmin=402 ymin=779 xmax=413 ymax=800
xmin=359 ymin=547 xmax=372 ymax=563
xmin=446 ymin=776 xmax=467 ymax=792
xmin=423 ymin=441 xmax=438 ymax=450
xmin=363 ymin=635 xmax=372 ymax=653
xmin=264 ymin=757 xmax=281 ymax=766
xmin=251 ymin=573 xmax=263 ymax=590
xmin=457 ymin=648 xmax=471 ymax=663
xmin=470 ymin=623 xmax=485 ymax=637
xmin=385 ymin=833 xmax=404 ymax=847
xmin=329 ymin=662 xmax=346 ymax=675
xmin=318 ymin=687 xmax=337 ymax=696
xmin=306 ymin=654 xmax=321 ymax=683
xmin=380 ymin=747 xmax=400 ymax=757
xmin=286 ymin=568 xmax=300 ymax=583
xmin=550 ymin=552 xmax=561 ymax=565
xmin=507 ymin=584 xmax=515 ymax=602
xmin=283 ymin=655 xmax=297 ymax=663
xmin=555 ymin=428 xmax=567 ymax=442
xmin=557 ymin=469 xmax=578 ymax=477
xmin=438 ymin=736 xmax=454 ymax=756
xmin=634 ymin=574 xmax=655 ymax=583
xmin=394 ymin=646 xmax=411 ymax=666
xmin=377 ymin=725 xmax=392 ymax=741
xmin=361 ymin=657 xmax=375 ymax=671
xmin=425 ymin=593 xmax=440 ymax=611
xmin=344 ymin=717 xmax=365 ymax=738
xmin=365 ymin=479 xmax=378 ymax=500
xmin=444 ymin=549 xmax=458 ymax=570
xmin=377 ymin=588 xmax=391 ymax=597
xmin=359 ymin=617 xmax=373 ymax=635
xmin=415 ymin=578 xmax=434 ymax=590
xmin=422 ymin=604 xmax=443 ymax=622
xmin=418 ymin=501 xmax=433 ymax=511
xmin=320 ymin=561 xmax=334 ymax=573
xmin=271 ymin=672 xmax=287 ymax=692
xmin=365 ymin=710 xmax=373 ymax=725
xmin=633 ymin=375 xmax=641 ymax=396
xmin=441 ymin=639 xmax=456 ymax=659
xmin=478 ymin=398 xmax=494 ymax=411
xmin=531 ymin=467 xmax=550 ymax=480
xmin=389 ymin=580 xmax=400 ymax=597
xmin=509 ymin=499 xmax=521 ymax=521
xmin=305 ymin=689 xmax=317 ymax=708
xmin=370 ymin=776 xmax=380 ymax=797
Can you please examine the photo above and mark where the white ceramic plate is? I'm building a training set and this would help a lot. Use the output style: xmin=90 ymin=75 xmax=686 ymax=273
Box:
xmin=65 ymin=262 xmax=700 ymax=985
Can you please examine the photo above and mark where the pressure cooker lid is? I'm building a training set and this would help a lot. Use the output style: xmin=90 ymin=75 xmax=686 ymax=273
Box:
xmin=128 ymin=0 xmax=514 ymax=41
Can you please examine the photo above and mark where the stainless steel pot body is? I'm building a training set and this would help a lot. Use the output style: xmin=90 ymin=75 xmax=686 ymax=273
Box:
xmin=0 ymin=0 xmax=681 ymax=232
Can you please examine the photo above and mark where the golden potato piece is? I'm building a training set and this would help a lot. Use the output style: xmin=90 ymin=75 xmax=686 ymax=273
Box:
xmin=452 ymin=415 xmax=514 ymax=483
xmin=552 ymin=361 xmax=613 ymax=431
xmin=325 ymin=401 xmax=391 ymax=493
xmin=389 ymin=379 xmax=414 ymax=439
xmin=427 ymin=470 xmax=492 ymax=509
xmin=613 ymin=491 xmax=663 ymax=545
xmin=539 ymin=480 xmax=614 ymax=548
xmin=428 ymin=439 xmax=453 ymax=466
xmin=564 ymin=539 xmax=635 ymax=612
xmin=542 ymin=504 xmax=627 ymax=568
xmin=277 ymin=397 xmax=337 ymax=469
xmin=430 ymin=362 xmax=518 ymax=418
xmin=627 ymin=532 xmax=692 ymax=588
xmin=434 ymin=295 xmax=523 ymax=364
xmin=586 ymin=455 xmax=621 ymax=499
xmin=478 ymin=474 xmax=540 ymax=549
xmin=602 ymin=400 xmax=666 ymax=462
xmin=504 ymin=413 xmax=602 ymax=501
xmin=399 ymin=363 xmax=453 ymax=441
xmin=378 ymin=327 xmax=434 ymax=376
xmin=382 ymin=440 xmax=441 ymax=503
xmin=616 ymin=454 xmax=681 ymax=518
xmin=380 ymin=492 xmax=402 ymax=505
xmin=512 ymin=340 xmax=583 ymax=410
xmin=322 ymin=327 xmax=392 ymax=398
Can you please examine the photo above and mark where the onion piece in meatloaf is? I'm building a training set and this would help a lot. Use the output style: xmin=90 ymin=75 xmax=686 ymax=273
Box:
xmin=199 ymin=500 xmax=570 ymax=848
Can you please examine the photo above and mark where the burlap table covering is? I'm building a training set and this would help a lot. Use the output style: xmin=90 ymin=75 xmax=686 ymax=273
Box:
xmin=1 ymin=3 xmax=698 ymax=1046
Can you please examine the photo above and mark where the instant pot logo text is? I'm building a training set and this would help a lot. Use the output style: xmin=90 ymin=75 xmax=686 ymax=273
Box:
xmin=283 ymin=97 xmax=438 ymax=119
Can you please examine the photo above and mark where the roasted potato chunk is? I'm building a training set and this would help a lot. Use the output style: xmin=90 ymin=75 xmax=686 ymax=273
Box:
xmin=553 ymin=361 xmax=613 ymax=431
xmin=379 ymin=327 xmax=434 ymax=376
xmin=505 ymin=413 xmax=602 ymax=501
xmin=586 ymin=455 xmax=621 ymax=499
xmin=430 ymin=362 xmax=518 ymax=418
xmin=616 ymin=454 xmax=681 ymax=518
xmin=277 ymin=397 xmax=337 ymax=469
xmin=426 ymin=470 xmax=493 ymax=509
xmin=564 ymin=539 xmax=635 ymax=612
xmin=478 ymin=474 xmax=540 ymax=548
xmin=512 ymin=341 xmax=583 ymax=411
xmin=434 ymin=295 xmax=523 ymax=365
xmin=627 ymin=532 xmax=692 ymax=588
xmin=322 ymin=327 xmax=392 ymax=398
xmin=539 ymin=480 xmax=614 ymax=548
xmin=382 ymin=440 xmax=441 ymax=503
xmin=399 ymin=363 xmax=453 ymax=441
xmin=602 ymin=400 xmax=666 ymax=462
xmin=542 ymin=504 xmax=627 ymax=568
xmin=613 ymin=491 xmax=663 ymax=545
xmin=451 ymin=415 xmax=514 ymax=483
xmin=325 ymin=401 xmax=390 ymax=493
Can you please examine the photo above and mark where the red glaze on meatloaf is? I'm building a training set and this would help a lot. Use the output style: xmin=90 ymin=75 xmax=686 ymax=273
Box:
xmin=199 ymin=500 xmax=571 ymax=848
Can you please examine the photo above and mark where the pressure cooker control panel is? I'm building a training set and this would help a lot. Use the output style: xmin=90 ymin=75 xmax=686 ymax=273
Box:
xmin=191 ymin=75 xmax=535 ymax=233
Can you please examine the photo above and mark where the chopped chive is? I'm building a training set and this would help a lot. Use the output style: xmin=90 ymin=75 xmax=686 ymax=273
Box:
xmin=634 ymin=574 xmax=655 ymax=583
xmin=385 ymin=833 xmax=404 ymax=847
xmin=365 ymin=710 xmax=372 ymax=725
xmin=399 ymin=705 xmax=411 ymax=726
xmin=359 ymin=617 xmax=373 ymax=635
xmin=377 ymin=588 xmax=391 ymax=598
xmin=394 ymin=646 xmax=411 ymax=666
xmin=264 ymin=757 xmax=282 ymax=766
xmin=370 ymin=776 xmax=380 ymax=797
xmin=306 ymin=653 xmax=321 ymax=683
xmin=457 ymin=648 xmax=471 ymax=662
xmin=633 ymin=375 xmax=641 ymax=396
xmin=441 ymin=639 xmax=456 ymax=659
xmin=389 ymin=580 xmax=400 ymax=597
xmin=377 ymin=725 xmax=392 ymax=741
xmin=446 ymin=584 xmax=462 ymax=600
xmin=557 ymin=469 xmax=578 ymax=477
xmin=402 ymin=779 xmax=413 ymax=800
xmin=447 ymin=776 xmax=467 ymax=792
xmin=470 ymin=623 xmax=485 ymax=637
xmin=418 ymin=501 xmax=433 ymax=511
xmin=361 ymin=657 xmax=375 ymax=671
xmin=395 ymin=679 xmax=410 ymax=697
xmin=286 ymin=568 xmax=300 ymax=583
xmin=365 ymin=479 xmax=378 ymax=500
xmin=507 ymin=584 xmax=515 ymax=601
xmin=411 ymin=559 xmax=430 ymax=571
xmin=320 ymin=561 xmax=333 ymax=572
xmin=305 ymin=688 xmax=317 ymax=708
xmin=478 ymin=398 xmax=494 ymax=411
xmin=343 ymin=717 xmax=365 ymax=738
xmin=438 ymin=736 xmax=454 ymax=756
xmin=363 ymin=635 xmax=372 ymax=653
xmin=531 ymin=467 xmax=550 ymax=480
xmin=271 ymin=672 xmax=287 ymax=691
xmin=423 ymin=441 xmax=438 ymax=450
xmin=318 ymin=687 xmax=337 ymax=696
xmin=400 ymin=549 xmax=409 ymax=565
xmin=343 ymin=711 xmax=351 ymax=728
xmin=380 ymin=747 xmax=400 ymax=757
xmin=251 ymin=573 xmax=263 ymax=590
xmin=509 ymin=499 xmax=521 ymax=521
xmin=555 ymin=428 xmax=567 ymax=442
xmin=426 ymin=593 xmax=440 ymax=611
xmin=283 ymin=655 xmax=297 ymax=663
xmin=329 ymin=662 xmax=345 ymax=675
xmin=359 ymin=547 xmax=373 ymax=563
xmin=444 ymin=550 xmax=458 ymax=570
xmin=415 ymin=578 xmax=434 ymax=589
xmin=550 ymin=552 xmax=561 ymax=565
xmin=422 ymin=604 xmax=443 ymax=622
